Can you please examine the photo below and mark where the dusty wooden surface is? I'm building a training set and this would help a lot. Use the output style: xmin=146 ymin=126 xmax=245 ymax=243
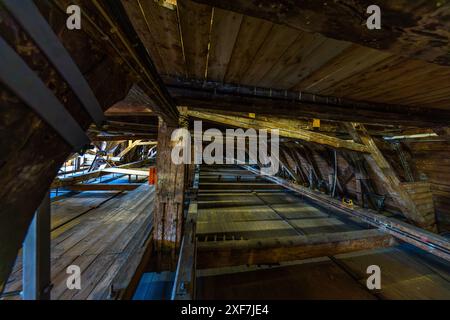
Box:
xmin=3 ymin=185 xmax=154 ymax=300
xmin=125 ymin=0 xmax=450 ymax=113
xmin=195 ymin=165 xmax=450 ymax=299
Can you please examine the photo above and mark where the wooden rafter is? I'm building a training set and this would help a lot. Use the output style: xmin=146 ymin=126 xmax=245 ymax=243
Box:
xmin=169 ymin=80 xmax=450 ymax=127
xmin=345 ymin=123 xmax=436 ymax=230
xmin=187 ymin=110 xmax=370 ymax=153
xmin=118 ymin=140 xmax=142 ymax=158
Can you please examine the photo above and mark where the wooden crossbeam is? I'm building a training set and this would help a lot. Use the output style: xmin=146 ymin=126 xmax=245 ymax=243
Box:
xmin=90 ymin=134 xmax=157 ymax=142
xmin=136 ymin=141 xmax=158 ymax=146
xmin=102 ymin=168 xmax=150 ymax=176
xmin=118 ymin=140 xmax=142 ymax=158
xmin=169 ymin=80 xmax=450 ymax=127
xmin=52 ymin=160 xmax=151 ymax=188
xmin=197 ymin=230 xmax=394 ymax=269
xmin=65 ymin=184 xmax=141 ymax=191
xmin=187 ymin=110 xmax=369 ymax=153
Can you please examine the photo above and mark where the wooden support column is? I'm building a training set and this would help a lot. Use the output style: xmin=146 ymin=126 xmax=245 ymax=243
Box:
xmin=22 ymin=192 xmax=51 ymax=300
xmin=345 ymin=123 xmax=436 ymax=231
xmin=154 ymin=117 xmax=187 ymax=263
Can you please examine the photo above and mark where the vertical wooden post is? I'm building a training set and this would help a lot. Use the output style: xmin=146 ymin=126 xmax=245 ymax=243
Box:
xmin=22 ymin=191 xmax=51 ymax=300
xmin=154 ymin=113 xmax=187 ymax=267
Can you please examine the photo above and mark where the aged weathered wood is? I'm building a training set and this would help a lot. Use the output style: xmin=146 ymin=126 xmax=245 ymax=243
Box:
xmin=169 ymin=81 xmax=450 ymax=127
xmin=207 ymin=8 xmax=243 ymax=82
xmin=121 ymin=0 xmax=186 ymax=77
xmin=102 ymin=168 xmax=150 ymax=177
xmin=345 ymin=123 xmax=436 ymax=231
xmin=0 ymin=2 xmax=134 ymax=293
xmin=154 ymin=120 xmax=186 ymax=258
xmin=187 ymin=110 xmax=369 ymax=153
xmin=3 ymin=185 xmax=155 ymax=300
xmin=51 ymin=160 xmax=151 ymax=188
xmin=90 ymin=134 xmax=157 ymax=142
xmin=65 ymin=184 xmax=141 ymax=192
xmin=197 ymin=229 xmax=394 ymax=269
xmin=94 ymin=0 xmax=179 ymax=125
xmin=178 ymin=0 xmax=212 ymax=79
xmin=244 ymin=166 xmax=450 ymax=261
xmin=190 ymin=0 xmax=450 ymax=67
xmin=117 ymin=140 xmax=142 ymax=158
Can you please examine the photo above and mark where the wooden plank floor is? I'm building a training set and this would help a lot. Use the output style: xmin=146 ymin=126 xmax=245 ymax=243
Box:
xmin=3 ymin=185 xmax=154 ymax=300
xmin=196 ymin=165 xmax=450 ymax=299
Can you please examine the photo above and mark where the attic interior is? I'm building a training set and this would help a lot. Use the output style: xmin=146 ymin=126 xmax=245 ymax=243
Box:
xmin=1 ymin=0 xmax=450 ymax=301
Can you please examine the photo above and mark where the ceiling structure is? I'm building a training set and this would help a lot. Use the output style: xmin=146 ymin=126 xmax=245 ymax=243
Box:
xmin=122 ymin=0 xmax=450 ymax=123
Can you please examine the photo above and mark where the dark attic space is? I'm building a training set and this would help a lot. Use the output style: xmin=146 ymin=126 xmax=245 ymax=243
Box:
xmin=0 ymin=0 xmax=450 ymax=305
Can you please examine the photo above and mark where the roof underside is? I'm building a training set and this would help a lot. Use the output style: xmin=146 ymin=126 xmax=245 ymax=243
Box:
xmin=123 ymin=0 xmax=450 ymax=111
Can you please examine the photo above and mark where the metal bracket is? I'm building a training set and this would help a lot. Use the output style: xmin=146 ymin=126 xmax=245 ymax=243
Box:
xmin=3 ymin=0 xmax=106 ymax=128
xmin=0 ymin=37 xmax=90 ymax=151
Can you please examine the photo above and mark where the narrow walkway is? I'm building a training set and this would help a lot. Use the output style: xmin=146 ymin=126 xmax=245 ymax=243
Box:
xmin=196 ymin=165 xmax=450 ymax=299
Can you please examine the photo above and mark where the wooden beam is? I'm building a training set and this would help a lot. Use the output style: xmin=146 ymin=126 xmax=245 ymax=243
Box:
xmin=65 ymin=184 xmax=141 ymax=191
xmin=118 ymin=140 xmax=142 ymax=158
xmin=136 ymin=142 xmax=158 ymax=146
xmin=187 ymin=110 xmax=369 ymax=153
xmin=52 ymin=160 xmax=151 ymax=188
xmin=0 ymin=0 xmax=134 ymax=294
xmin=102 ymin=168 xmax=149 ymax=176
xmin=197 ymin=230 xmax=394 ymax=269
xmin=105 ymin=101 xmax=153 ymax=116
xmin=190 ymin=0 xmax=450 ymax=67
xmin=90 ymin=134 xmax=157 ymax=142
xmin=168 ymin=80 xmax=450 ymax=127
xmin=154 ymin=120 xmax=186 ymax=258
xmin=244 ymin=166 xmax=450 ymax=261
xmin=345 ymin=123 xmax=436 ymax=231
xmin=105 ymin=121 xmax=158 ymax=131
